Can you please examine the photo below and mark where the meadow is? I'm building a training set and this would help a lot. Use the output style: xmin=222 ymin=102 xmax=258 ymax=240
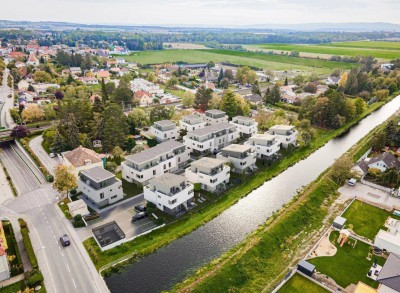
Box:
xmin=120 ymin=49 xmax=357 ymax=74
xmin=254 ymin=41 xmax=400 ymax=60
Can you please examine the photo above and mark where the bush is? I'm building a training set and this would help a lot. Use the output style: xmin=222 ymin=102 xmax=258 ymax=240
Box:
xmin=19 ymin=221 xmax=38 ymax=269
xmin=18 ymin=218 xmax=28 ymax=230
xmin=70 ymin=189 xmax=77 ymax=195
xmin=155 ymin=218 xmax=165 ymax=225
xmin=25 ymin=270 xmax=44 ymax=287
xmin=47 ymin=175 xmax=54 ymax=182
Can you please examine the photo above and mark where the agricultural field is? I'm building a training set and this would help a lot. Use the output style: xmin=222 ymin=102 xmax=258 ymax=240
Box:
xmin=121 ymin=49 xmax=357 ymax=74
xmin=252 ymin=41 xmax=400 ymax=60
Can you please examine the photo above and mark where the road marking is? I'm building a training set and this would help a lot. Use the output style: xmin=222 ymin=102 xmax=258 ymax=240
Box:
xmin=53 ymin=235 xmax=56 ymax=240
xmin=55 ymin=240 xmax=58 ymax=245
xmin=72 ymin=278 xmax=77 ymax=288
xmin=61 ymin=252 xmax=64 ymax=257
xmin=66 ymin=264 xmax=71 ymax=273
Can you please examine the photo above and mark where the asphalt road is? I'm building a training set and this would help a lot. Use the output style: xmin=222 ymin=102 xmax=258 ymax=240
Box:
xmin=29 ymin=135 xmax=62 ymax=176
xmin=0 ymin=69 xmax=15 ymax=129
xmin=1 ymin=142 xmax=109 ymax=293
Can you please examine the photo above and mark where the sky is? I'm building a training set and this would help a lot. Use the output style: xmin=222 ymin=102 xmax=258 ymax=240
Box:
xmin=1 ymin=0 xmax=400 ymax=26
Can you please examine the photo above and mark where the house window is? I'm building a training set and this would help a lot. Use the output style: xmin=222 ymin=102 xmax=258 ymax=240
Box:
xmin=111 ymin=195 xmax=117 ymax=199
xmin=169 ymin=162 xmax=171 ymax=168
xmin=100 ymin=193 xmax=104 ymax=199
xmin=153 ymin=170 xmax=156 ymax=175
xmin=164 ymin=164 xmax=167 ymax=170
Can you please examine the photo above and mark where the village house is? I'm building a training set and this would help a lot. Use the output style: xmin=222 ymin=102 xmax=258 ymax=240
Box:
xmin=144 ymin=173 xmax=194 ymax=215
xmin=325 ymin=76 xmax=341 ymax=85
xmin=185 ymin=157 xmax=230 ymax=192
xmin=229 ymin=116 xmax=258 ymax=138
xmin=204 ymin=109 xmax=229 ymax=125
xmin=26 ymin=52 xmax=39 ymax=67
xmin=32 ymin=83 xmax=60 ymax=94
xmin=268 ymin=125 xmax=298 ymax=148
xmin=150 ymin=120 xmax=179 ymax=142
xmin=354 ymin=152 xmax=400 ymax=175
xmin=179 ymin=114 xmax=206 ymax=132
xmin=183 ymin=123 xmax=239 ymax=155
xmin=376 ymin=253 xmax=400 ymax=293
xmin=246 ymin=133 xmax=281 ymax=159
xmin=63 ymin=146 xmax=106 ymax=176
xmin=134 ymin=90 xmax=153 ymax=107
xmin=79 ymin=76 xmax=99 ymax=85
xmin=243 ymin=94 xmax=263 ymax=105
xmin=122 ymin=140 xmax=190 ymax=185
xmin=17 ymin=79 xmax=30 ymax=91
xmin=78 ymin=166 xmax=123 ymax=208
xmin=216 ymin=144 xmax=257 ymax=174
xmin=69 ymin=67 xmax=82 ymax=76
xmin=96 ymin=70 xmax=111 ymax=81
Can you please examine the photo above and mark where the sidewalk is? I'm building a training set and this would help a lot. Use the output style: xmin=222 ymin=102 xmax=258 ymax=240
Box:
xmin=9 ymin=218 xmax=32 ymax=272
xmin=0 ymin=274 xmax=24 ymax=289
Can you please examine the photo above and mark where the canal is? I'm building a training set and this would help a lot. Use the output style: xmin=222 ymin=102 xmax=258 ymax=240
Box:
xmin=106 ymin=95 xmax=400 ymax=292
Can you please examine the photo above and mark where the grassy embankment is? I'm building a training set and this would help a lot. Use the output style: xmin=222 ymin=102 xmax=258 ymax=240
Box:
xmin=121 ymin=49 xmax=356 ymax=74
xmin=253 ymin=41 xmax=400 ymax=60
xmin=83 ymin=96 xmax=389 ymax=275
xmin=171 ymin=103 xmax=393 ymax=292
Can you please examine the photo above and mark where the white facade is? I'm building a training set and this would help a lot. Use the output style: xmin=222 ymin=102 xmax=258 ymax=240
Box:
xmin=268 ymin=125 xmax=298 ymax=148
xmin=67 ymin=199 xmax=90 ymax=218
xmin=144 ymin=173 xmax=194 ymax=215
xmin=122 ymin=140 xmax=190 ymax=185
xmin=185 ymin=157 xmax=230 ymax=192
xmin=183 ymin=123 xmax=239 ymax=155
xmin=216 ymin=144 xmax=256 ymax=173
xmin=78 ymin=167 xmax=123 ymax=208
xmin=229 ymin=116 xmax=258 ymax=138
xmin=0 ymin=255 xmax=10 ymax=282
xmin=204 ymin=109 xmax=228 ymax=125
xmin=246 ymin=133 xmax=281 ymax=159
xmin=130 ymin=78 xmax=163 ymax=94
xmin=150 ymin=120 xmax=178 ymax=142
xmin=179 ymin=114 xmax=206 ymax=132
xmin=374 ymin=218 xmax=400 ymax=256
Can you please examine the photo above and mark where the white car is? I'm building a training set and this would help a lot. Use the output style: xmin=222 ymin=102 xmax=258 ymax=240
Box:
xmin=49 ymin=153 xmax=55 ymax=158
xmin=347 ymin=178 xmax=357 ymax=186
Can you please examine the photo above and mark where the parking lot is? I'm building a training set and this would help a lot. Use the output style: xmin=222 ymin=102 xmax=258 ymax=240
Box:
xmin=76 ymin=195 xmax=157 ymax=241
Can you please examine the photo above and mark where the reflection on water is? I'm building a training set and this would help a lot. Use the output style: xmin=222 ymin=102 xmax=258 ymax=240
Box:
xmin=106 ymin=96 xmax=400 ymax=293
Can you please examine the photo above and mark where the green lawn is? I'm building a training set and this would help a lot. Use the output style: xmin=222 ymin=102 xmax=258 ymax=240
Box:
xmin=279 ymin=273 xmax=328 ymax=293
xmin=342 ymin=200 xmax=400 ymax=240
xmin=309 ymin=231 xmax=385 ymax=288
xmin=119 ymin=49 xmax=356 ymax=74
xmin=327 ymin=41 xmax=400 ymax=50
xmin=254 ymin=42 xmax=400 ymax=60
xmin=0 ymin=281 xmax=25 ymax=293
xmin=115 ymin=172 xmax=143 ymax=197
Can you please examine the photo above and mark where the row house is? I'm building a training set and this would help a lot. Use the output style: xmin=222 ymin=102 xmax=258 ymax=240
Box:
xmin=229 ymin=116 xmax=258 ymax=138
xmin=216 ymin=144 xmax=257 ymax=174
xmin=179 ymin=114 xmax=206 ymax=132
xmin=144 ymin=173 xmax=194 ymax=215
xmin=150 ymin=120 xmax=178 ymax=142
xmin=246 ymin=133 xmax=281 ymax=159
xmin=185 ymin=157 xmax=230 ymax=192
xmin=268 ymin=125 xmax=298 ymax=148
xmin=183 ymin=123 xmax=239 ymax=155
xmin=122 ymin=140 xmax=190 ymax=185
xmin=204 ymin=109 xmax=228 ymax=125
xmin=130 ymin=78 xmax=163 ymax=95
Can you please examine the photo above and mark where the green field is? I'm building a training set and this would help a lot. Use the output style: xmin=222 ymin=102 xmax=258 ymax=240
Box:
xmin=279 ymin=273 xmax=328 ymax=293
xmin=255 ymin=41 xmax=400 ymax=60
xmin=120 ymin=49 xmax=357 ymax=74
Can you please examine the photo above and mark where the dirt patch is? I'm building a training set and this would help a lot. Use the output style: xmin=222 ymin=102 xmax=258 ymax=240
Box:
xmin=308 ymin=231 xmax=337 ymax=259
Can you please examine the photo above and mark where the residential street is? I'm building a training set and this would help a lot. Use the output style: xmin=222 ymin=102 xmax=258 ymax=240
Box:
xmin=29 ymin=135 xmax=62 ymax=176
xmin=0 ymin=142 xmax=109 ymax=293
xmin=0 ymin=69 xmax=16 ymax=129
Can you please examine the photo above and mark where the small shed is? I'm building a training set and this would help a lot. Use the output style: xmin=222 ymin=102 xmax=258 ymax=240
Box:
xmin=67 ymin=199 xmax=90 ymax=218
xmin=333 ymin=216 xmax=347 ymax=230
xmin=297 ymin=260 xmax=315 ymax=277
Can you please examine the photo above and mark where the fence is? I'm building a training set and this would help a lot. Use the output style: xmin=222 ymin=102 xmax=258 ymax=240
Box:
xmin=360 ymin=176 xmax=393 ymax=193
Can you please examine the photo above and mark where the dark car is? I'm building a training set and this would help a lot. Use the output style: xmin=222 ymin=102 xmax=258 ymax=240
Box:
xmin=134 ymin=205 xmax=147 ymax=212
xmin=60 ymin=234 xmax=70 ymax=246
xmin=132 ymin=212 xmax=147 ymax=222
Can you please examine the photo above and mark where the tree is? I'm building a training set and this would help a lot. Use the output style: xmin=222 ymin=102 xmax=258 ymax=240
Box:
xmin=54 ymin=90 xmax=64 ymax=101
xmin=217 ymin=68 xmax=224 ymax=86
xmin=361 ymin=56 xmax=377 ymax=72
xmin=236 ymin=66 xmax=257 ymax=84
xmin=375 ymin=89 xmax=389 ymax=101
xmin=301 ymin=131 xmax=312 ymax=146
xmin=102 ymin=104 xmax=129 ymax=152
xmin=149 ymin=106 xmax=175 ymax=123
xmin=331 ymin=68 xmax=342 ymax=77
xmin=194 ymin=86 xmax=213 ymax=111
xmin=208 ymin=93 xmax=221 ymax=109
xmin=130 ymin=144 xmax=145 ymax=154
xmin=330 ymin=155 xmax=353 ymax=185
xmin=53 ymin=165 xmax=77 ymax=198
xmin=128 ymin=108 xmax=150 ymax=127
xmin=385 ymin=120 xmax=397 ymax=145
xmin=265 ymin=84 xmax=281 ymax=104
xmin=112 ymin=83 xmax=133 ymax=105
xmin=338 ymin=72 xmax=348 ymax=88
xmin=284 ymin=77 xmax=288 ymax=86
xmin=66 ymin=74 xmax=75 ymax=85
xmin=10 ymin=125 xmax=30 ymax=139
xmin=344 ymin=69 xmax=359 ymax=95
xmin=33 ymin=71 xmax=52 ymax=83
xmin=101 ymin=78 xmax=108 ymax=102
xmin=224 ymin=69 xmax=234 ymax=81
xmin=251 ymin=80 xmax=261 ymax=95
xmin=354 ymin=97 xmax=366 ymax=116
xmin=370 ymin=131 xmax=386 ymax=150
xmin=21 ymin=104 xmax=45 ymax=123
xmin=58 ymin=113 xmax=80 ymax=149
xmin=220 ymin=78 xmax=229 ymax=89
xmin=303 ymin=82 xmax=317 ymax=93
xmin=166 ymin=76 xmax=179 ymax=89
xmin=264 ymin=69 xmax=275 ymax=82
xmin=147 ymin=72 xmax=157 ymax=83
xmin=219 ymin=90 xmax=239 ymax=118
xmin=182 ymin=92 xmax=195 ymax=108
xmin=206 ymin=61 xmax=215 ymax=70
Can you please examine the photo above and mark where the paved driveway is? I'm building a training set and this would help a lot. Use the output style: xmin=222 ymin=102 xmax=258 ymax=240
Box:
xmin=339 ymin=183 xmax=400 ymax=209
xmin=29 ymin=135 xmax=62 ymax=175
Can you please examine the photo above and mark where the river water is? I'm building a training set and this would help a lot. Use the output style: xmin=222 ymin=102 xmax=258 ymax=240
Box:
xmin=106 ymin=96 xmax=400 ymax=292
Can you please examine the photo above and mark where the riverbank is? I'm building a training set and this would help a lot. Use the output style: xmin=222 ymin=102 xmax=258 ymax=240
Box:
xmin=84 ymin=97 xmax=392 ymax=275
xmin=171 ymin=106 xmax=393 ymax=292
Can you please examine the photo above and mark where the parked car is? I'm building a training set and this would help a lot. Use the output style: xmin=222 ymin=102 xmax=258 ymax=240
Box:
xmin=132 ymin=212 xmax=147 ymax=222
xmin=134 ymin=205 xmax=146 ymax=212
xmin=49 ymin=153 xmax=55 ymax=158
xmin=60 ymin=234 xmax=70 ymax=246
xmin=347 ymin=178 xmax=357 ymax=186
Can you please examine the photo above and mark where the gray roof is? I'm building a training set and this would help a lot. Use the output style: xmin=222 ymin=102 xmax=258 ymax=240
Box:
xmin=191 ymin=157 xmax=225 ymax=169
xmin=334 ymin=216 xmax=346 ymax=226
xmin=154 ymin=120 xmax=176 ymax=127
xmin=222 ymin=144 xmax=252 ymax=153
xmin=206 ymin=109 xmax=225 ymax=115
xmin=232 ymin=115 xmax=253 ymax=121
xmin=377 ymin=253 xmax=400 ymax=291
xmin=368 ymin=152 xmax=400 ymax=170
xmin=149 ymin=173 xmax=186 ymax=188
xmin=125 ymin=140 xmax=184 ymax=165
xmin=189 ymin=123 xmax=234 ymax=137
xmin=244 ymin=94 xmax=263 ymax=103
xmin=269 ymin=125 xmax=295 ymax=131
xmin=81 ymin=166 xmax=114 ymax=182
xmin=298 ymin=260 xmax=315 ymax=272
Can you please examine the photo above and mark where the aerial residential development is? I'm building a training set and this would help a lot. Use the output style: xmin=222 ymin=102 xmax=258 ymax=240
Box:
xmin=0 ymin=3 xmax=400 ymax=293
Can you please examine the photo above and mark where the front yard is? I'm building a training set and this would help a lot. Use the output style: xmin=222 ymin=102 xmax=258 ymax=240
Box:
xmin=308 ymin=231 xmax=385 ymax=289
xmin=279 ymin=273 xmax=328 ymax=293
xmin=342 ymin=200 xmax=400 ymax=240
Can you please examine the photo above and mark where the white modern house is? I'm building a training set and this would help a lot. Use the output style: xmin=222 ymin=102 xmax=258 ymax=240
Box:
xmin=183 ymin=123 xmax=239 ymax=155
xmin=144 ymin=173 xmax=194 ymax=215
xmin=130 ymin=78 xmax=163 ymax=95
xmin=216 ymin=144 xmax=257 ymax=174
xmin=185 ymin=157 xmax=230 ymax=192
xmin=229 ymin=116 xmax=258 ymax=138
xmin=246 ymin=133 xmax=281 ymax=159
xmin=179 ymin=114 xmax=206 ymax=132
xmin=204 ymin=109 xmax=228 ymax=125
xmin=150 ymin=120 xmax=179 ymax=142
xmin=374 ymin=217 xmax=400 ymax=256
xmin=268 ymin=125 xmax=298 ymax=148
xmin=122 ymin=140 xmax=190 ymax=185
xmin=78 ymin=166 xmax=123 ymax=208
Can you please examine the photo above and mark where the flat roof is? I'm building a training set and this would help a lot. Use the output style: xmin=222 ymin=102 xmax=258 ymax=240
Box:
xmin=269 ymin=125 xmax=295 ymax=131
xmin=205 ymin=109 xmax=225 ymax=115
xmin=154 ymin=120 xmax=176 ymax=127
xmin=191 ymin=157 xmax=225 ymax=169
xmin=81 ymin=166 xmax=114 ymax=182
xmin=232 ymin=115 xmax=253 ymax=121
xmin=222 ymin=144 xmax=252 ymax=153
xmin=189 ymin=123 xmax=234 ymax=137
xmin=92 ymin=221 xmax=125 ymax=247
xmin=251 ymin=133 xmax=277 ymax=141
xmin=125 ymin=140 xmax=184 ymax=165
xmin=298 ymin=260 xmax=315 ymax=272
xmin=334 ymin=216 xmax=347 ymax=225
xmin=149 ymin=173 xmax=186 ymax=188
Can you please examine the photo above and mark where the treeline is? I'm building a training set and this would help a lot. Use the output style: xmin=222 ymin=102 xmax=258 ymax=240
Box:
xmin=55 ymin=51 xmax=92 ymax=69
